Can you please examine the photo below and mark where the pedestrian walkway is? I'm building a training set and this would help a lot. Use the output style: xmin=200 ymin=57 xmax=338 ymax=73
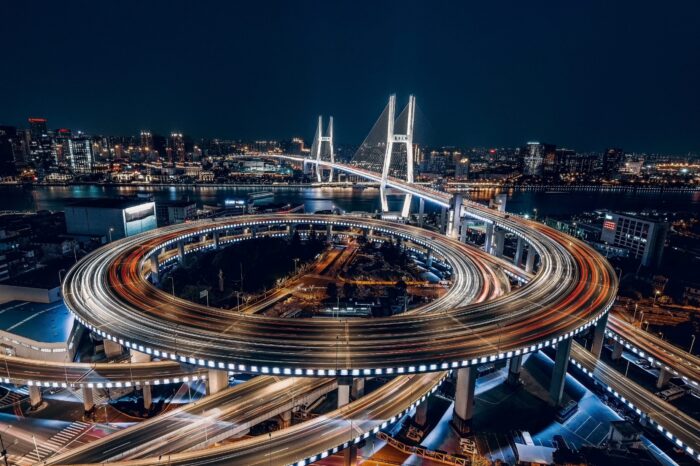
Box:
xmin=15 ymin=421 xmax=91 ymax=464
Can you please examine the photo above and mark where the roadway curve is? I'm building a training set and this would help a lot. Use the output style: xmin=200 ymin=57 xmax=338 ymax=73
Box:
xmin=63 ymin=212 xmax=617 ymax=375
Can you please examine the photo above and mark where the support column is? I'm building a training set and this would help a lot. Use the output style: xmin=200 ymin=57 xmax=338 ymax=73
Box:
xmin=280 ymin=409 xmax=292 ymax=429
xmin=525 ymin=246 xmax=536 ymax=273
xmin=103 ymin=339 xmax=123 ymax=358
xmin=351 ymin=377 xmax=365 ymax=399
xmin=426 ymin=250 xmax=433 ymax=268
xmin=82 ymin=386 xmax=95 ymax=413
xmin=439 ymin=207 xmax=447 ymax=234
xmin=207 ymin=369 xmax=229 ymax=395
xmin=28 ymin=385 xmax=42 ymax=409
xmin=142 ymin=384 xmax=152 ymax=410
xmin=507 ymin=355 xmax=522 ymax=386
xmin=452 ymin=366 xmax=476 ymax=434
xmin=213 ymin=231 xmax=220 ymax=249
xmin=326 ymin=224 xmax=333 ymax=243
xmin=459 ymin=219 xmax=468 ymax=243
xmin=590 ymin=313 xmax=609 ymax=359
xmin=549 ymin=338 xmax=572 ymax=407
xmin=337 ymin=377 xmax=356 ymax=465
xmin=484 ymin=223 xmax=494 ymax=254
xmin=611 ymin=340 xmax=623 ymax=361
xmin=177 ymin=240 xmax=185 ymax=264
xmin=493 ymin=228 xmax=505 ymax=258
xmin=514 ymin=237 xmax=524 ymax=267
xmin=415 ymin=398 xmax=429 ymax=427
xmin=338 ymin=378 xmax=351 ymax=407
xmin=448 ymin=195 xmax=463 ymax=239
xmin=418 ymin=198 xmax=425 ymax=227
xmin=150 ymin=255 xmax=160 ymax=284
xmin=657 ymin=368 xmax=672 ymax=389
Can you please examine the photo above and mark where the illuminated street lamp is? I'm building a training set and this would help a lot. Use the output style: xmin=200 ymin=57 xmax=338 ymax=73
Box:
xmin=690 ymin=335 xmax=696 ymax=355
xmin=653 ymin=290 xmax=661 ymax=305
xmin=108 ymin=226 xmax=115 ymax=243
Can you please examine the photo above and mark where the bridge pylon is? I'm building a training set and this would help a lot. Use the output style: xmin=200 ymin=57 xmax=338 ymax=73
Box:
xmin=313 ymin=116 xmax=334 ymax=182
xmin=379 ymin=94 xmax=415 ymax=217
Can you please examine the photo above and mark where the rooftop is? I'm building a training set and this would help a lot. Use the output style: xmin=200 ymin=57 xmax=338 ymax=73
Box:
xmin=67 ymin=198 xmax=153 ymax=210
xmin=0 ymin=300 xmax=74 ymax=343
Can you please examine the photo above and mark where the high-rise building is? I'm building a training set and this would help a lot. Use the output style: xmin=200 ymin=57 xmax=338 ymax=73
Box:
xmin=602 ymin=148 xmax=624 ymax=178
xmin=53 ymin=128 xmax=72 ymax=164
xmin=0 ymin=126 xmax=19 ymax=177
xmin=27 ymin=117 xmax=54 ymax=170
xmin=65 ymin=136 xmax=94 ymax=173
xmin=521 ymin=142 xmax=556 ymax=177
xmin=140 ymin=130 xmax=153 ymax=153
xmin=600 ymin=212 xmax=668 ymax=268
xmin=167 ymin=132 xmax=185 ymax=163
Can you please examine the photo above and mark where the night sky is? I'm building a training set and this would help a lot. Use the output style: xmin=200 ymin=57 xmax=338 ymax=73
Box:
xmin=2 ymin=1 xmax=699 ymax=153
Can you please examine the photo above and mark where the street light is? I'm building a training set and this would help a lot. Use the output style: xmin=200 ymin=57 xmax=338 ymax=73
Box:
xmin=690 ymin=335 xmax=696 ymax=355
xmin=653 ymin=290 xmax=660 ymax=305
xmin=58 ymin=268 xmax=66 ymax=285
xmin=107 ymin=226 xmax=115 ymax=243
xmin=633 ymin=303 xmax=638 ymax=322
xmin=168 ymin=276 xmax=175 ymax=296
xmin=293 ymin=258 xmax=300 ymax=274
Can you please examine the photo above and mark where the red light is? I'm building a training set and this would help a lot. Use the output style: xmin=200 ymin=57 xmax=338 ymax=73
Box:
xmin=28 ymin=118 xmax=47 ymax=123
xmin=603 ymin=221 xmax=616 ymax=230
xmin=489 ymin=149 xmax=496 ymax=154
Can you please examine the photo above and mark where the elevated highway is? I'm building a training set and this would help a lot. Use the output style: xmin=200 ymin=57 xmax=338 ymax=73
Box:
xmin=63 ymin=213 xmax=616 ymax=376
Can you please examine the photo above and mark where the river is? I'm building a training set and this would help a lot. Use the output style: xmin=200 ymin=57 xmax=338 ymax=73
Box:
xmin=1 ymin=185 xmax=699 ymax=218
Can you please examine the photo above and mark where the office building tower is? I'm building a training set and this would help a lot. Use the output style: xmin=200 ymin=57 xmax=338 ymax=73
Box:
xmin=65 ymin=136 xmax=94 ymax=173
xmin=600 ymin=212 xmax=668 ymax=268
xmin=602 ymin=148 xmax=624 ymax=178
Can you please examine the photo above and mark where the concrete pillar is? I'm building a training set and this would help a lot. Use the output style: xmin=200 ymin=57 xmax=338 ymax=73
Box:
xmin=150 ymin=255 xmax=160 ymax=284
xmin=459 ymin=219 xmax=468 ymax=243
xmin=338 ymin=378 xmax=351 ymax=408
xmin=426 ymin=250 xmax=433 ymax=268
xmin=142 ymin=384 xmax=152 ymax=410
xmin=507 ymin=355 xmax=522 ymax=386
xmin=28 ymin=385 xmax=42 ymax=409
xmin=549 ymin=338 xmax=572 ymax=407
xmin=200 ymin=234 xmax=207 ymax=244
xmin=280 ymin=409 xmax=292 ymax=429
xmin=415 ymin=398 xmax=429 ymax=426
xmin=213 ymin=231 xmax=220 ymax=249
xmin=326 ymin=224 xmax=333 ymax=243
xmin=439 ymin=207 xmax=447 ymax=234
xmin=130 ymin=350 xmax=151 ymax=363
xmin=448 ymin=195 xmax=463 ymax=239
xmin=418 ymin=198 xmax=425 ymax=227
xmin=493 ymin=228 xmax=505 ymax=258
xmin=590 ymin=313 xmax=609 ymax=359
xmin=657 ymin=368 xmax=672 ymax=389
xmin=484 ymin=223 xmax=494 ymax=254
xmin=177 ymin=240 xmax=185 ymax=264
xmin=103 ymin=339 xmax=123 ymax=358
xmin=336 ymin=378 xmax=357 ymax=464
xmin=452 ymin=366 xmax=476 ymax=434
xmin=82 ymin=386 xmax=95 ymax=413
xmin=525 ymin=246 xmax=536 ymax=273
xmin=514 ymin=237 xmax=524 ymax=267
xmin=207 ymin=369 xmax=229 ymax=395
xmin=611 ymin=340 xmax=623 ymax=361
xmin=351 ymin=377 xmax=365 ymax=399
xmin=344 ymin=446 xmax=357 ymax=466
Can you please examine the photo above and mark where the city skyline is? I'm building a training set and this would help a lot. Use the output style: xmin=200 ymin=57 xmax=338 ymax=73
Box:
xmin=1 ymin=1 xmax=699 ymax=153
